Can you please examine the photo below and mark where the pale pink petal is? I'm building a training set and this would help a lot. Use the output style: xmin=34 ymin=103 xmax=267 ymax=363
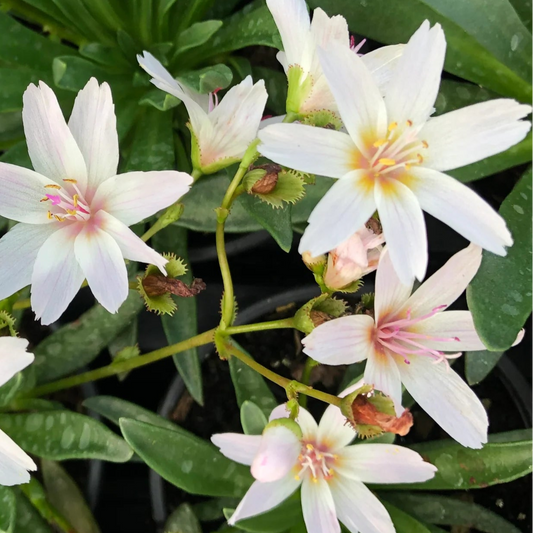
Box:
xmin=364 ymin=351 xmax=403 ymax=416
xmin=0 ymin=163 xmax=57 ymax=224
xmin=301 ymin=477 xmax=340 ymax=533
xmin=299 ymin=170 xmax=377 ymax=257
xmin=329 ymin=475 xmax=395 ymax=533
xmin=375 ymin=178 xmax=427 ymax=284
xmin=319 ymin=43 xmax=387 ymax=156
xmin=0 ymin=223 xmax=56 ymax=301
xmin=268 ymin=404 xmax=291 ymax=422
xmin=74 ymin=225 xmax=128 ymax=314
xmin=95 ymin=211 xmax=167 ymax=273
xmin=361 ymin=44 xmax=405 ymax=95
xmin=384 ymin=21 xmax=446 ymax=127
xmin=402 ymin=243 xmax=482 ymax=317
xmin=228 ymin=476 xmax=301 ymax=525
xmin=211 ymin=433 xmax=262 ymax=466
xmin=397 ymin=353 xmax=488 ymax=448
xmin=409 ymin=167 xmax=512 ymax=255
xmin=336 ymin=444 xmax=436 ymax=484
xmin=269 ymin=405 xmax=318 ymax=442
xmin=302 ymin=315 xmax=375 ymax=365
xmin=68 ymin=78 xmax=119 ymax=198
xmin=0 ymin=338 xmax=34 ymax=388
xmin=251 ymin=425 xmax=301 ymax=482
xmin=92 ymin=170 xmax=193 ymax=226
xmin=420 ymin=99 xmax=532 ymax=172
xmin=317 ymin=403 xmax=356 ymax=451
xmin=259 ymin=123 xmax=357 ymax=179
xmin=31 ymin=224 xmax=84 ymax=325
xmin=0 ymin=429 xmax=36 ymax=486
xmin=22 ymin=82 xmax=87 ymax=190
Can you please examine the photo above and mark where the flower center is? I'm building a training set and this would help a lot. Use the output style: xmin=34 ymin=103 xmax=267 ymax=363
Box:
xmin=376 ymin=305 xmax=461 ymax=368
xmin=295 ymin=442 xmax=337 ymax=482
xmin=40 ymin=179 xmax=90 ymax=222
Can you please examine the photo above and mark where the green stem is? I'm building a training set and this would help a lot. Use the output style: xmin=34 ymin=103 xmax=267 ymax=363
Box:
xmin=24 ymin=329 xmax=216 ymax=398
xmin=283 ymin=112 xmax=300 ymax=123
xmin=12 ymin=298 xmax=30 ymax=310
xmin=191 ymin=168 xmax=203 ymax=181
xmin=225 ymin=318 xmax=295 ymax=336
xmin=299 ymin=357 xmax=316 ymax=408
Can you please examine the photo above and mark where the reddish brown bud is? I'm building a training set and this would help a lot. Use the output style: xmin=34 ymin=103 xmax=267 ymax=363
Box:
xmin=309 ymin=310 xmax=331 ymax=327
xmin=351 ymin=395 xmax=413 ymax=436
xmin=250 ymin=163 xmax=282 ymax=194
xmin=142 ymin=275 xmax=206 ymax=298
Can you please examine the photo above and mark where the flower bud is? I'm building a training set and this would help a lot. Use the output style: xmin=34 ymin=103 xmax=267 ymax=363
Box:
xmin=250 ymin=164 xmax=281 ymax=194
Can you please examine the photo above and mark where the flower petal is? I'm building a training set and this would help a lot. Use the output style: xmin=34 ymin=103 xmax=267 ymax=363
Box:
xmin=68 ymin=78 xmax=119 ymax=198
xmin=402 ymin=243 xmax=481 ymax=317
xmin=329 ymin=474 xmax=395 ymax=533
xmin=22 ymin=82 xmax=87 ymax=189
xmin=0 ymin=223 xmax=56 ymax=301
xmin=336 ymin=444 xmax=437 ymax=484
xmin=420 ymin=99 xmax=532 ymax=171
xmin=0 ymin=338 xmax=34 ymax=388
xmin=95 ymin=210 xmax=167 ymax=273
xmin=375 ymin=177 xmax=428 ymax=284
xmin=384 ymin=21 xmax=446 ymax=127
xmin=211 ymin=433 xmax=262 ymax=466
xmin=0 ymin=163 xmax=57 ymax=224
xmin=317 ymin=403 xmax=356 ymax=451
xmin=302 ymin=315 xmax=375 ymax=365
xmin=409 ymin=167 xmax=512 ymax=255
xmin=301 ymin=477 xmax=340 ymax=533
xmin=319 ymin=43 xmax=387 ymax=156
xmin=0 ymin=429 xmax=36 ymax=486
xmin=364 ymin=350 xmax=403 ymax=416
xmin=74 ymin=225 xmax=128 ymax=314
xmin=251 ymin=425 xmax=301 ymax=482
xmin=31 ymin=224 xmax=84 ymax=325
xmin=269 ymin=405 xmax=319 ymax=442
xmin=259 ymin=123 xmax=357 ymax=179
xmin=361 ymin=44 xmax=405 ymax=95
xmin=228 ymin=476 xmax=301 ymax=525
xmin=299 ymin=170 xmax=377 ymax=257
xmin=92 ymin=170 xmax=193 ymax=226
xmin=397 ymin=353 xmax=488 ymax=448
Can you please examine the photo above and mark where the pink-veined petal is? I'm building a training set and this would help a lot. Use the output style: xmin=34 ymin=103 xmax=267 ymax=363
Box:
xmin=74 ymin=225 xmax=128 ymax=314
xmin=0 ymin=429 xmax=36 ymax=486
xmin=364 ymin=350 xmax=403 ymax=416
xmin=410 ymin=167 xmax=512 ymax=255
xmin=361 ymin=44 xmax=405 ymax=95
xmin=329 ymin=474 xmax=395 ymax=533
xmin=302 ymin=315 xmax=375 ymax=365
xmin=299 ymin=170 xmax=377 ymax=257
xmin=251 ymin=425 xmax=301 ymax=482
xmin=301 ymin=477 xmax=340 ymax=533
xmin=95 ymin=210 xmax=167 ymax=273
xmin=375 ymin=177 xmax=428 ymax=284
xmin=259 ymin=123 xmax=357 ymax=179
xmin=68 ymin=78 xmax=119 ymax=198
xmin=420 ymin=99 xmax=532 ymax=171
xmin=211 ymin=433 xmax=262 ymax=466
xmin=22 ymin=82 xmax=87 ymax=190
xmin=336 ymin=444 xmax=437 ymax=484
xmin=319 ymin=43 xmax=387 ymax=156
xmin=397 ymin=353 xmax=488 ymax=448
xmin=0 ymin=338 xmax=34 ymax=388
xmin=269 ymin=405 xmax=318 ymax=442
xmin=228 ymin=476 xmax=301 ymax=525
xmin=0 ymin=223 xmax=56 ymax=301
xmin=317 ymin=403 xmax=356 ymax=451
xmin=31 ymin=223 xmax=84 ymax=325
xmin=92 ymin=170 xmax=193 ymax=226
xmin=384 ymin=21 xmax=446 ymax=127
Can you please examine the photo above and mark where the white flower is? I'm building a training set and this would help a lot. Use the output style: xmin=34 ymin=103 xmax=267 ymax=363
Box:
xmin=212 ymin=398 xmax=436 ymax=533
xmin=0 ymin=337 xmax=36 ymax=485
xmin=302 ymin=244 xmax=523 ymax=448
xmin=266 ymin=0 xmax=404 ymax=116
xmin=137 ymin=52 xmax=268 ymax=174
xmin=0 ymin=79 xmax=193 ymax=325
xmin=259 ymin=20 xmax=532 ymax=284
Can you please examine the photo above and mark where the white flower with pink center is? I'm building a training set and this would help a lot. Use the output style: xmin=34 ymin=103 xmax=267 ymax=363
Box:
xmin=212 ymin=396 xmax=436 ymax=533
xmin=0 ymin=337 xmax=36 ymax=485
xmin=0 ymin=78 xmax=193 ymax=325
xmin=302 ymin=244 xmax=524 ymax=449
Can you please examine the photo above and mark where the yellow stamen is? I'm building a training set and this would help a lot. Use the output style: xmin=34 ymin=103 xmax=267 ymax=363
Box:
xmin=40 ymin=197 xmax=49 ymax=202
xmin=405 ymin=164 xmax=412 ymax=170
xmin=417 ymin=154 xmax=424 ymax=164
xmin=306 ymin=444 xmax=314 ymax=451
xmin=388 ymin=122 xmax=398 ymax=132
xmin=406 ymin=119 xmax=413 ymax=127
xmin=66 ymin=209 xmax=77 ymax=215
xmin=73 ymin=194 xmax=79 ymax=208
xmin=47 ymin=211 xmax=53 ymax=219
xmin=63 ymin=178 xmax=77 ymax=184
xmin=373 ymin=139 xmax=387 ymax=148
xmin=422 ymin=140 xmax=429 ymax=149
xmin=312 ymin=477 xmax=318 ymax=483
xmin=379 ymin=158 xmax=396 ymax=166
xmin=54 ymin=215 xmax=65 ymax=222
xmin=45 ymin=184 xmax=61 ymax=189
xmin=294 ymin=475 xmax=300 ymax=481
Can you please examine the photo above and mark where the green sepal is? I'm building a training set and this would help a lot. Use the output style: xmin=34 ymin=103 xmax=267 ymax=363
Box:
xmin=293 ymin=294 xmax=347 ymax=333
xmin=248 ymin=169 xmax=306 ymax=208
xmin=264 ymin=417 xmax=303 ymax=439
xmin=301 ymin=109 xmax=343 ymax=130
xmin=286 ymin=65 xmax=312 ymax=115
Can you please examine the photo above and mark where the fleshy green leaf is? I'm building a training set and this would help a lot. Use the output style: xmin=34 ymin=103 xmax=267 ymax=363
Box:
xmin=0 ymin=371 xmax=25 ymax=407
xmin=139 ymin=88 xmax=181 ymax=111
xmin=12 ymin=489 xmax=52 ymax=533
xmin=119 ymin=418 xmax=252 ymax=497
xmin=240 ymin=401 xmax=267 ymax=435
xmin=467 ymin=167 xmax=532 ymax=350
xmin=0 ymin=69 xmax=42 ymax=113
xmin=0 ymin=141 xmax=32 ymax=168
xmin=175 ymin=20 xmax=223 ymax=54
xmin=0 ymin=486 xmax=16 ymax=533
xmin=465 ymin=349 xmax=505 ymax=385
xmin=165 ymin=503 xmax=202 ymax=533
xmin=108 ymin=319 xmax=138 ymax=381
xmin=382 ymin=502 xmax=432 ymax=533
xmin=178 ymin=64 xmax=233 ymax=94
xmin=252 ymin=67 xmax=287 ymax=116
xmin=0 ymin=411 xmax=133 ymax=462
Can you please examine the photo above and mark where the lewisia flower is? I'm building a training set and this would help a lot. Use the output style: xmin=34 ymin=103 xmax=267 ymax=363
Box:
xmin=259 ymin=20 xmax=532 ymax=284
xmin=323 ymin=222 xmax=384 ymax=290
xmin=0 ymin=79 xmax=192 ymax=325
xmin=212 ymin=399 xmax=436 ymax=533
xmin=303 ymin=244 xmax=522 ymax=448
xmin=137 ymin=52 xmax=268 ymax=174
xmin=0 ymin=337 xmax=36 ymax=485
xmin=267 ymin=0 xmax=404 ymax=117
